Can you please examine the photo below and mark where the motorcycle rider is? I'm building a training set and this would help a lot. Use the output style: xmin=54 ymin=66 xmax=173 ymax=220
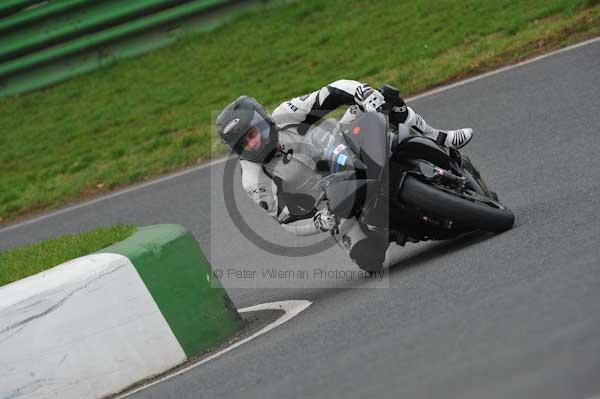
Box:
xmin=216 ymin=80 xmax=473 ymax=271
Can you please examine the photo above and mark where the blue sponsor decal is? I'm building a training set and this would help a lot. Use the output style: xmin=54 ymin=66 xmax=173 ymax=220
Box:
xmin=335 ymin=153 xmax=347 ymax=172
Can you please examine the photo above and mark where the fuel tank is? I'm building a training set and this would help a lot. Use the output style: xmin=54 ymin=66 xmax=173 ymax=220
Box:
xmin=393 ymin=136 xmax=452 ymax=170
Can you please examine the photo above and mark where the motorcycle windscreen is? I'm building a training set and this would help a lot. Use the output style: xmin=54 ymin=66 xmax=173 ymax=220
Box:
xmin=341 ymin=112 xmax=388 ymax=180
xmin=320 ymin=172 xmax=379 ymax=219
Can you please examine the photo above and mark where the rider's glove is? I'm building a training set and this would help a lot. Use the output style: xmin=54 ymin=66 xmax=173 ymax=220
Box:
xmin=313 ymin=208 xmax=337 ymax=232
xmin=354 ymin=84 xmax=385 ymax=113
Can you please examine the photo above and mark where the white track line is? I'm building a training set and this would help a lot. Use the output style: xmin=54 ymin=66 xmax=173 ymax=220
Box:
xmin=113 ymin=299 xmax=312 ymax=399
xmin=2 ymin=36 xmax=599 ymax=234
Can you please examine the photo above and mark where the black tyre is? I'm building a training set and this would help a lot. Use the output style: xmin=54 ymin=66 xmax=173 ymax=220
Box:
xmin=398 ymin=175 xmax=515 ymax=233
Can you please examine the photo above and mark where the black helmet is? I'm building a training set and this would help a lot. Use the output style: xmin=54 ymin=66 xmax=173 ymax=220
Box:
xmin=216 ymin=96 xmax=279 ymax=163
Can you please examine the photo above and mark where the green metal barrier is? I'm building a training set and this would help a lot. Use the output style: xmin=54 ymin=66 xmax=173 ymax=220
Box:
xmin=0 ymin=0 xmax=204 ymax=62
xmin=0 ymin=0 xmax=91 ymax=35
xmin=0 ymin=0 xmax=227 ymax=78
xmin=0 ymin=0 xmax=42 ymax=19
xmin=0 ymin=0 xmax=246 ymax=97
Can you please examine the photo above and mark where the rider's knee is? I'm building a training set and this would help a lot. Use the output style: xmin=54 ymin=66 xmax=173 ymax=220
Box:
xmin=380 ymin=84 xmax=408 ymax=126
xmin=349 ymin=234 xmax=387 ymax=272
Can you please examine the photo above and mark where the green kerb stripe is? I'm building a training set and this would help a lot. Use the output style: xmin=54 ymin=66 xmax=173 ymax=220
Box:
xmin=99 ymin=224 xmax=242 ymax=357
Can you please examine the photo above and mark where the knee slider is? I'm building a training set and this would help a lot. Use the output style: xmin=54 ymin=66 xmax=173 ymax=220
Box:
xmin=349 ymin=236 xmax=386 ymax=272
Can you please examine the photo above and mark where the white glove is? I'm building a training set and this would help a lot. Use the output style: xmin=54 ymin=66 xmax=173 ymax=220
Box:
xmin=313 ymin=208 xmax=337 ymax=232
xmin=354 ymin=84 xmax=385 ymax=113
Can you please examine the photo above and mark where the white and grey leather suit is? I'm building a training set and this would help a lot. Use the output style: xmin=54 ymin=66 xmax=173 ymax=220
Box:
xmin=240 ymin=79 xmax=391 ymax=268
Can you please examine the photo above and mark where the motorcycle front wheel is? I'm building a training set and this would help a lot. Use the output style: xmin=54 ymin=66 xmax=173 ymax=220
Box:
xmin=398 ymin=175 xmax=515 ymax=233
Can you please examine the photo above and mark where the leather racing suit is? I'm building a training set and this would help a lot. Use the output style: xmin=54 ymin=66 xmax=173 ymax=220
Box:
xmin=240 ymin=79 xmax=393 ymax=270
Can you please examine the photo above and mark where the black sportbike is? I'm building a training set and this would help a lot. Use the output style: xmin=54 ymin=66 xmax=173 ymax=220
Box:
xmin=317 ymin=88 xmax=514 ymax=246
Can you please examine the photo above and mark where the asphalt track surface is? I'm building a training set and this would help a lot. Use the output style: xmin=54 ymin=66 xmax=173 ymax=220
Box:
xmin=2 ymin=39 xmax=600 ymax=399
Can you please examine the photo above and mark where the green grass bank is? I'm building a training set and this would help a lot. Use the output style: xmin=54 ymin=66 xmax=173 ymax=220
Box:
xmin=0 ymin=224 xmax=135 ymax=286
xmin=1 ymin=0 xmax=599 ymax=223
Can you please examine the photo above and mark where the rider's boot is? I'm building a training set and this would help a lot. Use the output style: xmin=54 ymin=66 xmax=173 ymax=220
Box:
xmin=403 ymin=107 xmax=473 ymax=150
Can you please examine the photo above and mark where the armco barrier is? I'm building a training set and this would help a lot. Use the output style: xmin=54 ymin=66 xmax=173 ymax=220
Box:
xmin=0 ymin=0 xmax=90 ymax=35
xmin=0 ymin=0 xmax=41 ymax=19
xmin=0 ymin=224 xmax=242 ymax=399
xmin=0 ymin=0 xmax=203 ymax=62
xmin=0 ymin=0 xmax=247 ymax=97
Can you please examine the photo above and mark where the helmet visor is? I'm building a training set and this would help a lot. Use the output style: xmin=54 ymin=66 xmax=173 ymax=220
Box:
xmin=236 ymin=111 xmax=272 ymax=157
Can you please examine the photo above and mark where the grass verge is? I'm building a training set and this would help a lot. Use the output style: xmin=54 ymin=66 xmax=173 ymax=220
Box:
xmin=0 ymin=224 xmax=136 ymax=287
xmin=1 ymin=0 xmax=599 ymax=223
